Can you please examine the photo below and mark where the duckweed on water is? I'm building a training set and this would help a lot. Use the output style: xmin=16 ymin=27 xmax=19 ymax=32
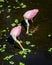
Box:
xmin=3 ymin=55 xmax=14 ymax=60
xmin=19 ymin=62 xmax=25 ymax=65
xmin=48 ymin=48 xmax=52 ymax=52
xmin=9 ymin=61 xmax=15 ymax=65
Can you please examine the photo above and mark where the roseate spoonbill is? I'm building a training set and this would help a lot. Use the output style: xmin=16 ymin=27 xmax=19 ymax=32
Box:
xmin=23 ymin=9 xmax=39 ymax=34
xmin=10 ymin=25 xmax=25 ymax=51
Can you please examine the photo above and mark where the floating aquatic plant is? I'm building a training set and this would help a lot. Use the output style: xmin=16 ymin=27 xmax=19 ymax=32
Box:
xmin=0 ymin=44 xmax=6 ymax=52
xmin=16 ymin=6 xmax=20 ymax=9
xmin=1 ymin=10 xmax=4 ymax=12
xmin=14 ymin=19 xmax=19 ymax=24
xmin=48 ymin=34 xmax=51 ymax=37
xmin=9 ymin=61 xmax=15 ymax=65
xmin=0 ymin=5 xmax=3 ymax=7
xmin=20 ymin=3 xmax=27 ymax=8
xmin=0 ymin=0 xmax=4 ymax=2
xmin=19 ymin=62 xmax=25 ymax=65
xmin=8 ymin=9 xmax=11 ymax=13
xmin=8 ymin=5 xmax=11 ymax=8
xmin=1 ymin=29 xmax=6 ymax=33
xmin=30 ymin=44 xmax=35 ymax=47
xmin=3 ymin=55 xmax=14 ymax=60
xmin=6 ymin=15 xmax=10 ymax=18
xmin=25 ymin=41 xmax=31 ymax=45
xmin=19 ymin=49 xmax=31 ymax=58
xmin=15 ymin=0 xmax=18 ymax=2
xmin=48 ymin=48 xmax=52 ymax=52
xmin=11 ymin=23 xmax=16 ymax=27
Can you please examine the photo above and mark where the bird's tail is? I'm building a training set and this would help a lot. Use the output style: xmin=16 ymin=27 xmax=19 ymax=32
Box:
xmin=12 ymin=36 xmax=25 ymax=51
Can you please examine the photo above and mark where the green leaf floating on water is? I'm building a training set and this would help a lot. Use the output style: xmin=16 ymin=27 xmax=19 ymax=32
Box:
xmin=0 ymin=44 xmax=6 ymax=52
xmin=48 ymin=34 xmax=51 ymax=37
xmin=9 ymin=61 xmax=15 ymax=65
xmin=20 ymin=3 xmax=27 ymax=8
xmin=21 ymin=5 xmax=26 ymax=8
xmin=25 ymin=41 xmax=31 ymax=45
xmin=0 ymin=0 xmax=4 ymax=2
xmin=8 ymin=9 xmax=11 ymax=12
xmin=8 ymin=5 xmax=11 ymax=8
xmin=30 ymin=45 xmax=35 ymax=47
xmin=19 ymin=62 xmax=25 ymax=65
xmin=15 ymin=0 xmax=18 ymax=2
xmin=6 ymin=15 xmax=10 ymax=18
xmin=19 ymin=49 xmax=31 ymax=55
xmin=0 ymin=5 xmax=3 ymax=7
xmin=1 ymin=29 xmax=6 ymax=32
xmin=11 ymin=23 xmax=16 ymax=27
xmin=3 ymin=44 xmax=6 ymax=48
xmin=48 ymin=48 xmax=52 ymax=52
xmin=3 ymin=55 xmax=14 ymax=60
xmin=14 ymin=19 xmax=19 ymax=23
xmin=19 ymin=48 xmax=31 ymax=59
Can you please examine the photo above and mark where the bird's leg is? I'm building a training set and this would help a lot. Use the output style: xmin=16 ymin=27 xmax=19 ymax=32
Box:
xmin=24 ymin=18 xmax=29 ymax=34
xmin=12 ymin=35 xmax=25 ymax=51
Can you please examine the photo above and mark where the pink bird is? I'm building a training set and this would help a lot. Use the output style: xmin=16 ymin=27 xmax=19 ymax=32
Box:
xmin=23 ymin=9 xmax=39 ymax=34
xmin=10 ymin=25 xmax=25 ymax=51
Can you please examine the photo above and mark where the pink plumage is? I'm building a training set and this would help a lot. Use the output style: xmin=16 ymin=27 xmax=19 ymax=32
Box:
xmin=23 ymin=9 xmax=39 ymax=20
xmin=10 ymin=26 xmax=25 ymax=51
xmin=10 ymin=26 xmax=22 ymax=37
